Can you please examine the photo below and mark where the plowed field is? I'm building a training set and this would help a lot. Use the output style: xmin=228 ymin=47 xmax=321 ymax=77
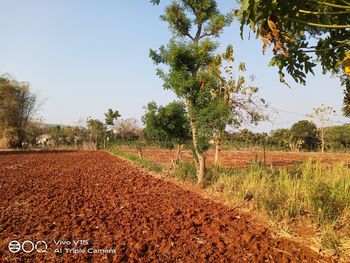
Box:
xmin=121 ymin=146 xmax=350 ymax=168
xmin=0 ymin=151 xmax=329 ymax=262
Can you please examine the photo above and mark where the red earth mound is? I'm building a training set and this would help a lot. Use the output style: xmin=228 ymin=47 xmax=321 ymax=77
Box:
xmin=0 ymin=151 xmax=329 ymax=262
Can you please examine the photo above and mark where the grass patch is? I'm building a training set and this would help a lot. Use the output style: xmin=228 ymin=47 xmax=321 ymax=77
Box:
xmin=108 ymin=146 xmax=162 ymax=173
xmin=209 ymin=160 xmax=350 ymax=259
xmin=210 ymin=160 xmax=350 ymax=225
xmin=173 ymin=161 xmax=197 ymax=183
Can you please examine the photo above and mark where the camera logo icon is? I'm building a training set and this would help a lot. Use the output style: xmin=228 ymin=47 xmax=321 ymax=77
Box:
xmin=8 ymin=240 xmax=48 ymax=253
xmin=8 ymin=241 xmax=21 ymax=253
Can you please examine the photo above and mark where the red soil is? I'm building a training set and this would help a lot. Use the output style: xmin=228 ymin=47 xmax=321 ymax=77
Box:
xmin=0 ymin=151 xmax=329 ymax=262
xmin=121 ymin=146 xmax=350 ymax=168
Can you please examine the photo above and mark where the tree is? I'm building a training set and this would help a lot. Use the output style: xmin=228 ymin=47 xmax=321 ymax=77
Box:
xmin=86 ymin=118 xmax=104 ymax=148
xmin=150 ymin=0 xmax=231 ymax=185
xmin=50 ymin=125 xmax=62 ymax=145
xmin=208 ymin=45 xmax=267 ymax=165
xmin=290 ymin=120 xmax=318 ymax=151
xmin=0 ymin=75 xmax=38 ymax=148
xmin=25 ymin=117 xmax=47 ymax=146
xmin=268 ymin=128 xmax=291 ymax=150
xmin=104 ymin=108 xmax=121 ymax=147
xmin=307 ymin=104 xmax=336 ymax=152
xmin=114 ymin=118 xmax=143 ymax=141
xmin=342 ymin=75 xmax=350 ymax=116
xmin=142 ymin=101 xmax=191 ymax=161
xmin=236 ymin=0 xmax=350 ymax=85
xmin=324 ymin=125 xmax=350 ymax=151
xmin=105 ymin=108 xmax=121 ymax=126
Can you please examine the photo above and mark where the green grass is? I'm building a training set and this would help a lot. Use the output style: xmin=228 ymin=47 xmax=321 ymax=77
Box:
xmin=209 ymin=160 xmax=350 ymax=225
xmin=108 ymin=146 xmax=162 ymax=173
xmin=173 ymin=161 xmax=197 ymax=183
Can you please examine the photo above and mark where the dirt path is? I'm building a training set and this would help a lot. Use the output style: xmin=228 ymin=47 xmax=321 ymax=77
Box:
xmin=0 ymin=151 xmax=329 ymax=262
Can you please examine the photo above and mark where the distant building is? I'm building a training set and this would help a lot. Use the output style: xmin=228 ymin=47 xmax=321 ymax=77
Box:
xmin=36 ymin=134 xmax=55 ymax=147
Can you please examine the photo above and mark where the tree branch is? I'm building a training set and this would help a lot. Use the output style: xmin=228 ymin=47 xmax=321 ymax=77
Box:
xmin=185 ymin=33 xmax=195 ymax=42
xmin=340 ymin=0 xmax=350 ymax=5
xmin=286 ymin=17 xmax=350 ymax=28
xmin=306 ymin=0 xmax=350 ymax=9
xmin=198 ymin=32 xmax=216 ymax=40
xmin=301 ymin=41 xmax=350 ymax=53
xmin=298 ymin=9 xmax=350 ymax=15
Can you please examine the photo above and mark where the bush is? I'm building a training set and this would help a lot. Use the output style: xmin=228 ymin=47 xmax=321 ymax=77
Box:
xmin=1 ymin=128 xmax=20 ymax=148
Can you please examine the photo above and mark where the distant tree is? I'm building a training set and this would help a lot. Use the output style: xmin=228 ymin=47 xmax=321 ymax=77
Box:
xmin=268 ymin=128 xmax=291 ymax=150
xmin=208 ymin=44 xmax=266 ymax=165
xmin=324 ymin=125 xmax=350 ymax=151
xmin=114 ymin=118 xmax=143 ymax=141
xmin=48 ymin=124 xmax=86 ymax=147
xmin=62 ymin=126 xmax=83 ymax=145
xmin=307 ymin=104 xmax=336 ymax=152
xmin=150 ymin=0 xmax=232 ymax=185
xmin=290 ymin=120 xmax=318 ymax=151
xmin=25 ymin=117 xmax=47 ymax=146
xmin=50 ymin=125 xmax=62 ymax=145
xmin=142 ymin=101 xmax=191 ymax=161
xmin=104 ymin=108 xmax=121 ymax=126
xmin=86 ymin=118 xmax=104 ymax=148
xmin=0 ymin=75 xmax=38 ymax=148
xmin=104 ymin=108 xmax=121 ymax=147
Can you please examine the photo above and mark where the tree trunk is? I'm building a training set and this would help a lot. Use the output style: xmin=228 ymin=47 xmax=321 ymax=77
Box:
xmin=214 ymin=138 xmax=221 ymax=167
xmin=321 ymin=129 xmax=325 ymax=153
xmin=176 ymin=143 xmax=182 ymax=161
xmin=95 ymin=133 xmax=98 ymax=149
xmin=186 ymin=99 xmax=206 ymax=186
xmin=197 ymin=152 xmax=205 ymax=186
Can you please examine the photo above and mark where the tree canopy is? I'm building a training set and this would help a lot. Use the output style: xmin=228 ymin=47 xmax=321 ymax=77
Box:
xmin=142 ymin=101 xmax=191 ymax=147
xmin=104 ymin=108 xmax=121 ymax=126
xmin=86 ymin=118 xmax=104 ymax=148
xmin=0 ymin=75 xmax=38 ymax=148
xmin=290 ymin=120 xmax=318 ymax=150
xmin=236 ymin=0 xmax=350 ymax=85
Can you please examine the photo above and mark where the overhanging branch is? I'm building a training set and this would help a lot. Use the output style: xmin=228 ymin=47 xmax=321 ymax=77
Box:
xmin=286 ymin=17 xmax=350 ymax=28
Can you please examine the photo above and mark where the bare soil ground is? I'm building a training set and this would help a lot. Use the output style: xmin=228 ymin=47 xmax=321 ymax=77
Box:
xmin=0 ymin=151 xmax=329 ymax=262
xmin=121 ymin=146 xmax=350 ymax=168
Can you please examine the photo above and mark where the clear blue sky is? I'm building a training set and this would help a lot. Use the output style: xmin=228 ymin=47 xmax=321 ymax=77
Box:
xmin=0 ymin=0 xmax=348 ymax=132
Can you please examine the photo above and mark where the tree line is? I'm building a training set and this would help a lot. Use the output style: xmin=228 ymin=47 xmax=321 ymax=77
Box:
xmin=225 ymin=121 xmax=350 ymax=152
xmin=3 ymin=81 xmax=347 ymax=153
